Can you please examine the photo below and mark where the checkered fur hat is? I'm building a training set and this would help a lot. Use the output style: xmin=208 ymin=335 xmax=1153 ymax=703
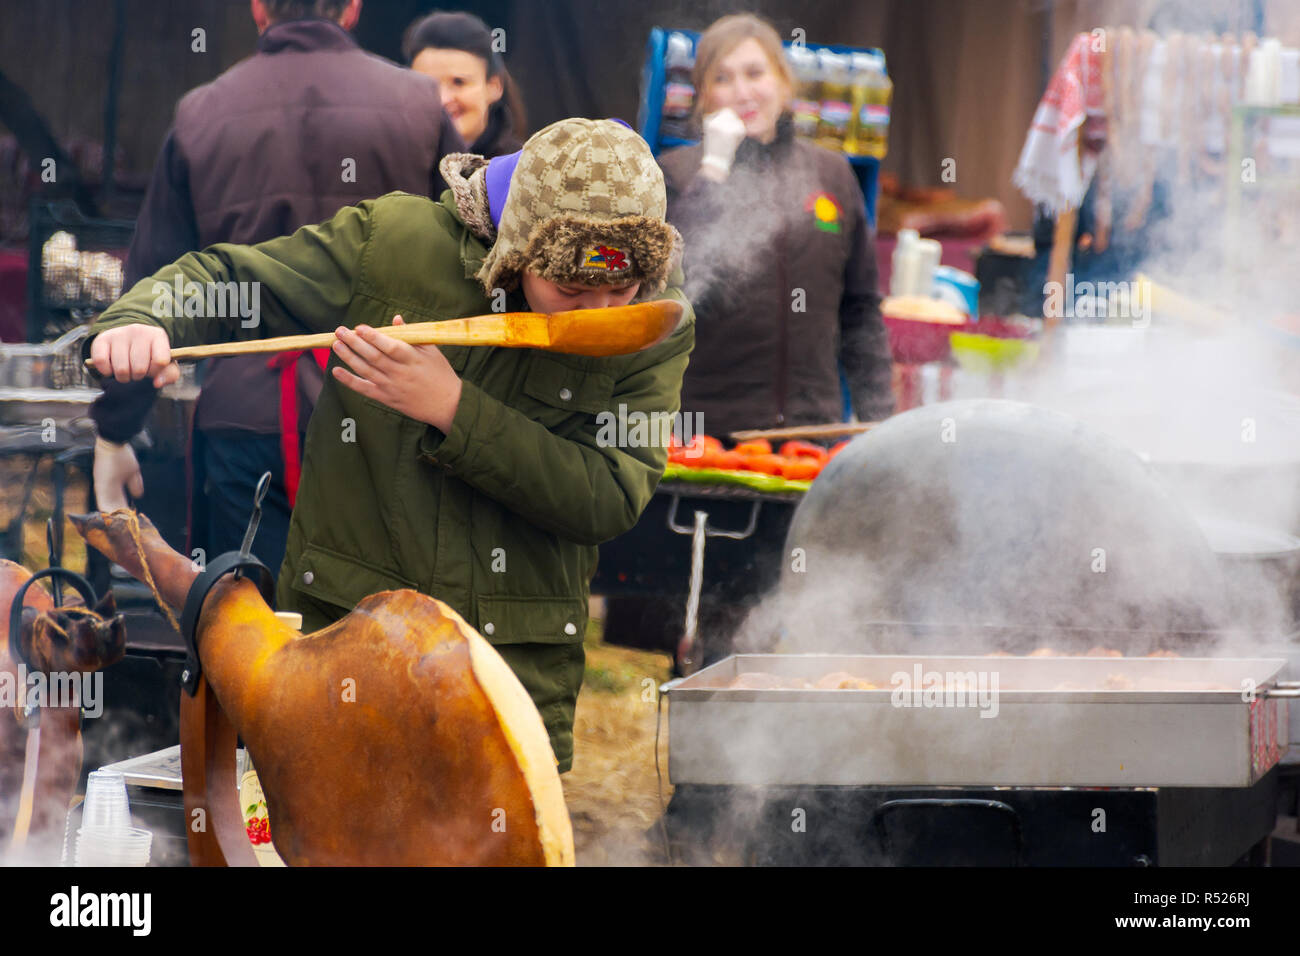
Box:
xmin=457 ymin=118 xmax=681 ymax=299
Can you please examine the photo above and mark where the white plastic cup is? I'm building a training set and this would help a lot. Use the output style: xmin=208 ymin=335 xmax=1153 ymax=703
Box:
xmin=916 ymin=238 xmax=943 ymax=296
xmin=75 ymin=826 xmax=152 ymax=867
xmin=81 ymin=769 xmax=131 ymax=831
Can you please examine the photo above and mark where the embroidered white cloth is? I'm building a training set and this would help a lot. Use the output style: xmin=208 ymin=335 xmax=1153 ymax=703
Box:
xmin=1013 ymin=33 xmax=1104 ymax=212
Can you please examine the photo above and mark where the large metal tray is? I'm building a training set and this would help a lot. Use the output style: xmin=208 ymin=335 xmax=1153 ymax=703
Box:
xmin=666 ymin=654 xmax=1291 ymax=788
xmin=98 ymin=744 xmax=250 ymax=792
xmin=0 ymin=326 xmax=90 ymax=388
xmin=0 ymin=386 xmax=102 ymax=425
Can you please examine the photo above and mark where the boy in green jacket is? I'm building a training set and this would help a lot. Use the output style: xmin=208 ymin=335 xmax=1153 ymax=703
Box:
xmin=85 ymin=119 xmax=694 ymax=772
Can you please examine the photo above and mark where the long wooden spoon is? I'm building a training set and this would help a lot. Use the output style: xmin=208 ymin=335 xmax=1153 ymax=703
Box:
xmin=85 ymin=300 xmax=683 ymax=364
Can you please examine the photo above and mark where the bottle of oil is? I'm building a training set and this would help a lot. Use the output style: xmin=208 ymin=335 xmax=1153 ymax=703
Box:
xmin=860 ymin=53 xmax=893 ymax=159
xmin=844 ymin=52 xmax=874 ymax=156
xmin=789 ymin=45 xmax=822 ymax=140
xmin=815 ymin=50 xmax=852 ymax=152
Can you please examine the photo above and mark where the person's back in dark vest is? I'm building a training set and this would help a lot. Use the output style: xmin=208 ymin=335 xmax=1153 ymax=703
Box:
xmin=90 ymin=0 xmax=464 ymax=581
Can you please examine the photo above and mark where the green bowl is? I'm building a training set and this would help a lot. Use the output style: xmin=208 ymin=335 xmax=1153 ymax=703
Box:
xmin=949 ymin=332 xmax=1039 ymax=374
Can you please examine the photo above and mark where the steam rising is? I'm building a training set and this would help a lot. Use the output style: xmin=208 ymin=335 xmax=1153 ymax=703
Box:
xmin=657 ymin=14 xmax=1299 ymax=865
xmin=723 ymin=10 xmax=1300 ymax=659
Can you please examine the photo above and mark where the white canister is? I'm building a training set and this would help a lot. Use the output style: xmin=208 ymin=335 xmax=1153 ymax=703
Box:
xmin=891 ymin=228 xmax=920 ymax=297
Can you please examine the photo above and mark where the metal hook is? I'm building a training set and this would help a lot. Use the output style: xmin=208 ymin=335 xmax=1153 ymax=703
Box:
xmin=45 ymin=518 xmax=62 ymax=607
xmin=239 ymin=472 xmax=272 ymax=559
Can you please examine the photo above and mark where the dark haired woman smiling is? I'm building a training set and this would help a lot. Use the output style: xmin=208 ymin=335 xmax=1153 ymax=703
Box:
xmin=404 ymin=10 xmax=528 ymax=158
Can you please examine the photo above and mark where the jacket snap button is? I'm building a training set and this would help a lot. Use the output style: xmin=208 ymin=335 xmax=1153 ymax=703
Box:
xmin=558 ymin=387 xmax=572 ymax=401
xmin=564 ymin=622 xmax=577 ymax=636
xmin=302 ymin=570 xmax=314 ymax=585
xmin=484 ymin=622 xmax=495 ymax=636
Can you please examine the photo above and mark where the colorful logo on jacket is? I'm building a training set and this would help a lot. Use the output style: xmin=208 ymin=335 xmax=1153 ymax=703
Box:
xmin=805 ymin=192 xmax=842 ymax=233
xmin=582 ymin=245 xmax=630 ymax=271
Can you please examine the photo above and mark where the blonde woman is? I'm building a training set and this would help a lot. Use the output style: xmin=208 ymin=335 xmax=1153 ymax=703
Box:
xmin=659 ymin=13 xmax=893 ymax=438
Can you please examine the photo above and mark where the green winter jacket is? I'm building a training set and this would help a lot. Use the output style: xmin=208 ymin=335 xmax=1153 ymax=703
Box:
xmin=88 ymin=190 xmax=695 ymax=772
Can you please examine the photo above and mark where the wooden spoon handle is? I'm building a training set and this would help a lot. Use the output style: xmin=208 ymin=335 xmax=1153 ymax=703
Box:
xmin=728 ymin=422 xmax=880 ymax=442
xmin=170 ymin=330 xmax=340 ymax=359
xmin=84 ymin=314 xmax=547 ymax=365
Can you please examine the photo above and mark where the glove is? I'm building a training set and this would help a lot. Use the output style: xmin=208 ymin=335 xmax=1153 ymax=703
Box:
xmin=699 ymin=108 xmax=747 ymax=180
xmin=93 ymin=436 xmax=144 ymax=512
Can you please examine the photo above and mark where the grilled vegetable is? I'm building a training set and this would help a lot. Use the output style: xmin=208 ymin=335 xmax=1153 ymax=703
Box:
xmin=741 ymin=453 xmax=789 ymax=476
xmin=779 ymin=440 xmax=830 ymax=462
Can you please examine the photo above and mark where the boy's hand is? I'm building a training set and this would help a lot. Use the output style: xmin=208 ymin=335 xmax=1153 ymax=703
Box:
xmin=331 ymin=316 xmax=463 ymax=432
xmin=89 ymin=324 xmax=180 ymax=387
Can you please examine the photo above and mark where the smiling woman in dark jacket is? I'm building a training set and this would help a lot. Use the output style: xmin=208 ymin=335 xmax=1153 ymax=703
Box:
xmin=658 ymin=13 xmax=893 ymax=437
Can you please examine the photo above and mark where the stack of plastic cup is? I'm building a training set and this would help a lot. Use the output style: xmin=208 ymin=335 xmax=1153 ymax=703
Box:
xmin=73 ymin=769 xmax=152 ymax=867
xmin=75 ymin=826 xmax=153 ymax=866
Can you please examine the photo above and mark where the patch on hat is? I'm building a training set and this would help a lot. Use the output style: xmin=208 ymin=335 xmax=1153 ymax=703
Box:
xmin=581 ymin=245 xmax=631 ymax=272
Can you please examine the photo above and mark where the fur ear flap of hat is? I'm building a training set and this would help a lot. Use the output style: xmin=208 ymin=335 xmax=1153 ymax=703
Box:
xmin=440 ymin=153 xmax=496 ymax=242
xmin=473 ymin=118 xmax=683 ymax=300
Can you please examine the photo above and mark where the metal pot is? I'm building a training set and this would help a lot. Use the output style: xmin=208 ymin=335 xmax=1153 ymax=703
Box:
xmin=1195 ymin=515 xmax=1300 ymax=632
xmin=777 ymin=400 xmax=1230 ymax=653
xmin=1046 ymin=373 xmax=1300 ymax=537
